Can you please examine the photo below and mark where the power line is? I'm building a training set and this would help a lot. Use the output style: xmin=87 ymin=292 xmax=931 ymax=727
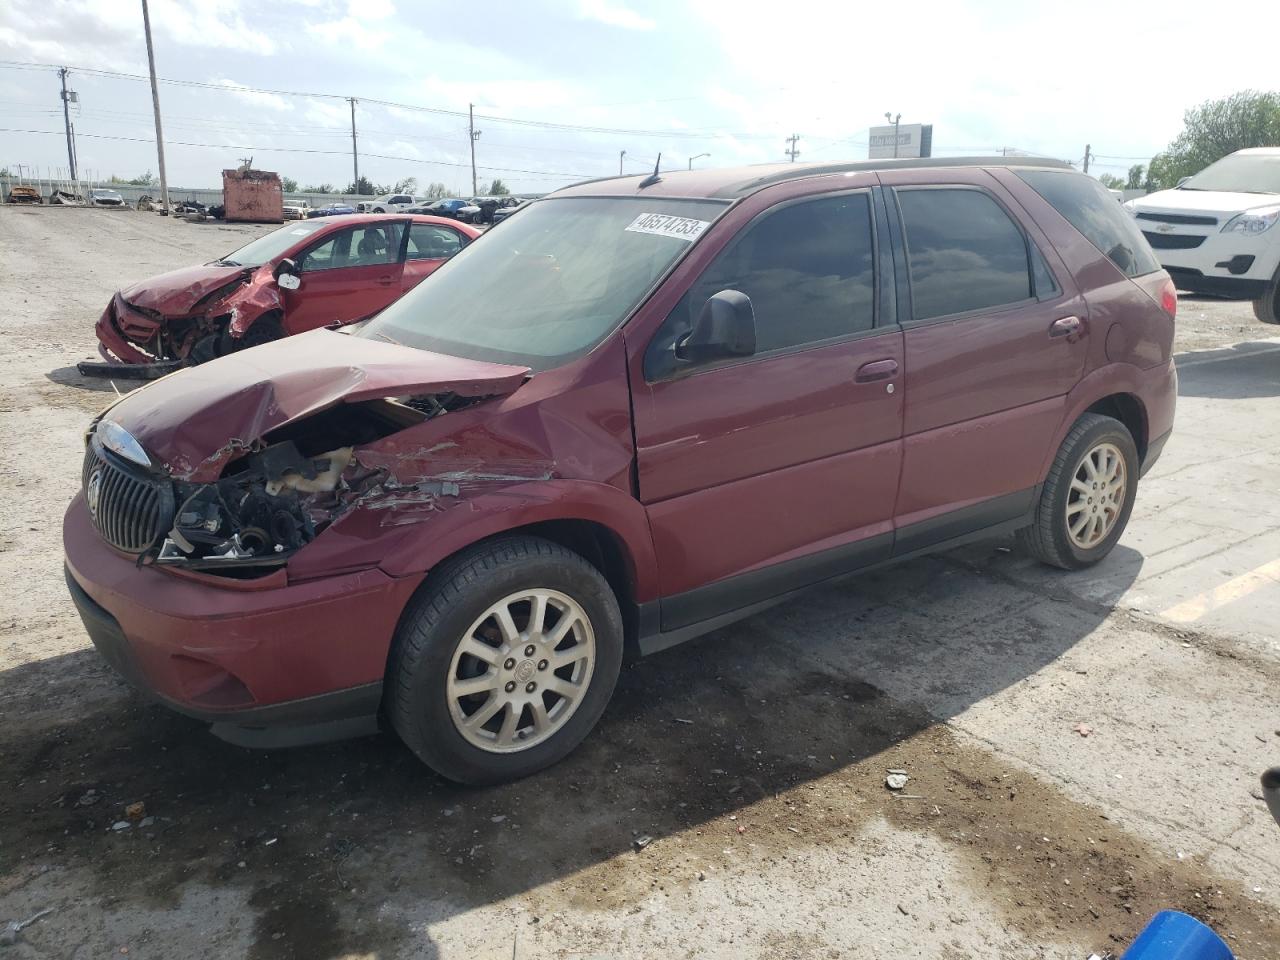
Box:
xmin=0 ymin=59 xmax=783 ymax=142
xmin=0 ymin=127 xmax=595 ymax=179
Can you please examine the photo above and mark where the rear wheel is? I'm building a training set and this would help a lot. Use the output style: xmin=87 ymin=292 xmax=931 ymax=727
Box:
xmin=388 ymin=536 xmax=623 ymax=785
xmin=1017 ymin=413 xmax=1139 ymax=570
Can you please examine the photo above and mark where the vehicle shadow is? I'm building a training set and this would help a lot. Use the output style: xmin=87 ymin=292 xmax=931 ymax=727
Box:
xmin=0 ymin=542 xmax=1141 ymax=959
xmin=45 ymin=365 xmax=147 ymax=395
xmin=1176 ymin=341 xmax=1280 ymax=400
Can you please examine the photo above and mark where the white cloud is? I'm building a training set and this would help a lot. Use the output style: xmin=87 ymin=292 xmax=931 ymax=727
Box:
xmin=577 ymin=0 xmax=655 ymax=31
xmin=355 ymin=0 xmax=396 ymax=19
xmin=211 ymin=78 xmax=290 ymax=112
xmin=306 ymin=15 xmax=391 ymax=51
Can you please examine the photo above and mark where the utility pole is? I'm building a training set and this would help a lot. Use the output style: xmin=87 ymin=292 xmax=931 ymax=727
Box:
xmin=884 ymin=112 xmax=902 ymax=158
xmin=58 ymin=67 xmax=78 ymax=185
xmin=348 ymin=98 xmax=359 ymax=194
xmin=469 ymin=103 xmax=481 ymax=195
xmin=785 ymin=134 xmax=800 ymax=162
xmin=619 ymin=150 xmax=626 ymax=175
xmin=140 ymin=0 xmax=170 ymax=216
xmin=1082 ymin=143 xmax=1092 ymax=174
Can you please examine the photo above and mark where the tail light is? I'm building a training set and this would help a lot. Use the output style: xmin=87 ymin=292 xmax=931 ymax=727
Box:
xmin=1159 ymin=276 xmax=1177 ymax=318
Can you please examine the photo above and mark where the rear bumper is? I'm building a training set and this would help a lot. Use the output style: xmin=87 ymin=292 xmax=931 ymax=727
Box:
xmin=63 ymin=495 xmax=424 ymax=747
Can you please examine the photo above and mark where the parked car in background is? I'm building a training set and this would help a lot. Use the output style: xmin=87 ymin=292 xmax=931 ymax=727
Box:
xmin=1125 ymin=147 xmax=1280 ymax=323
xmin=80 ymin=213 xmax=478 ymax=376
xmin=282 ymin=198 xmax=312 ymax=220
xmin=490 ymin=199 xmax=528 ymax=225
xmin=64 ymin=158 xmax=1175 ymax=786
xmin=367 ymin=193 xmax=419 ymax=214
xmin=466 ymin=196 xmax=520 ymax=224
xmin=88 ymin=189 xmax=126 ymax=207
xmin=419 ymin=198 xmax=471 ymax=220
xmin=307 ymin=202 xmax=357 ymax=218
xmin=6 ymin=185 xmax=41 ymax=205
xmin=457 ymin=201 xmax=483 ymax=223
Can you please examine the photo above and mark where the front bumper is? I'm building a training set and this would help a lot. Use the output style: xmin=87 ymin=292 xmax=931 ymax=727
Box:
xmin=1164 ymin=269 xmax=1267 ymax=300
xmin=93 ymin=295 xmax=160 ymax=365
xmin=63 ymin=495 xmax=425 ymax=747
xmin=1146 ymin=226 xmax=1280 ymax=300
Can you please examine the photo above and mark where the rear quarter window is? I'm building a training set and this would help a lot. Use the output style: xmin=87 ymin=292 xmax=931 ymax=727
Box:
xmin=1015 ymin=169 xmax=1160 ymax=278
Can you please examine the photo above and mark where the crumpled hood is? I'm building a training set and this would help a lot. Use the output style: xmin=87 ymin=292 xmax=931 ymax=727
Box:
xmin=119 ymin=263 xmax=250 ymax=315
xmin=103 ymin=328 xmax=531 ymax=480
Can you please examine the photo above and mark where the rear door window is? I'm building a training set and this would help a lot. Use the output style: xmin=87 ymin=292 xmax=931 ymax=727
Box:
xmin=896 ymin=188 xmax=1032 ymax=320
xmin=1015 ymin=169 xmax=1160 ymax=278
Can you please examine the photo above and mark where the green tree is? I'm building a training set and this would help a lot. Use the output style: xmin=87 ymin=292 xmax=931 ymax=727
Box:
xmin=393 ymin=176 xmax=418 ymax=194
xmin=127 ymin=171 xmax=157 ymax=186
xmin=1149 ymin=90 xmax=1280 ymax=188
xmin=423 ymin=181 xmax=449 ymax=199
xmin=0 ymin=167 xmax=10 ymax=178
xmin=1098 ymin=173 xmax=1125 ymax=190
xmin=482 ymin=178 xmax=510 ymax=196
xmin=305 ymin=183 xmax=336 ymax=194
xmin=1126 ymin=164 xmax=1145 ymax=190
xmin=345 ymin=176 xmax=385 ymax=196
xmin=281 ymin=176 xmax=299 ymax=193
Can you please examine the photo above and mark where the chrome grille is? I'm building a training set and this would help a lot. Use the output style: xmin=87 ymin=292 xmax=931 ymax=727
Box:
xmin=82 ymin=441 xmax=173 ymax=553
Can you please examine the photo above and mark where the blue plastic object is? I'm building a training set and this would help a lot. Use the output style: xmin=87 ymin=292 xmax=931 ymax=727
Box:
xmin=1121 ymin=910 xmax=1233 ymax=960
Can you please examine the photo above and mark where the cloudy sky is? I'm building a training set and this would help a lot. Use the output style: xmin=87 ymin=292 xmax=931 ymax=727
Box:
xmin=2 ymin=0 xmax=1278 ymax=195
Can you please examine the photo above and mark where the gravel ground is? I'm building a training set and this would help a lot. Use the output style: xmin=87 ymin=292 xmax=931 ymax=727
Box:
xmin=1 ymin=206 xmax=1278 ymax=960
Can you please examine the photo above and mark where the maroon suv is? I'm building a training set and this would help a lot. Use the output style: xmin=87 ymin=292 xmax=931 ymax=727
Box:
xmin=63 ymin=158 xmax=1177 ymax=784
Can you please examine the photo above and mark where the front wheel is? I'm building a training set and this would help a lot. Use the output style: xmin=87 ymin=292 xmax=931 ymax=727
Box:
xmin=388 ymin=536 xmax=623 ymax=785
xmin=1016 ymin=413 xmax=1139 ymax=570
xmin=1253 ymin=270 xmax=1280 ymax=324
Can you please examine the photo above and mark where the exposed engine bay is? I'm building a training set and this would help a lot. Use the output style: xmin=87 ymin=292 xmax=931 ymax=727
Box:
xmin=139 ymin=392 xmax=485 ymax=573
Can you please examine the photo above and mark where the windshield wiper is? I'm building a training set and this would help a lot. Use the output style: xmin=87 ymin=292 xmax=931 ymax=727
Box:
xmin=373 ymin=332 xmax=404 ymax=346
xmin=214 ymin=258 xmax=241 ymax=266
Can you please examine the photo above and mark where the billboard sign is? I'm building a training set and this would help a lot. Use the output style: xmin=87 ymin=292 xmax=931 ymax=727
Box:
xmin=868 ymin=123 xmax=933 ymax=160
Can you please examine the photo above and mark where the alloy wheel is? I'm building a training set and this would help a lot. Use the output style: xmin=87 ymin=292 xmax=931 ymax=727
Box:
xmin=1065 ymin=441 xmax=1127 ymax=549
xmin=446 ymin=589 xmax=596 ymax=753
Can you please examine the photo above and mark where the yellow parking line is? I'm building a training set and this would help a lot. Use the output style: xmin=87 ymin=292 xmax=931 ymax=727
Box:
xmin=1160 ymin=557 xmax=1280 ymax=623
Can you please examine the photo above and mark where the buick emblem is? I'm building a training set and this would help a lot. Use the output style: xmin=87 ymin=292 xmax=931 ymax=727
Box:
xmin=86 ymin=469 xmax=103 ymax=517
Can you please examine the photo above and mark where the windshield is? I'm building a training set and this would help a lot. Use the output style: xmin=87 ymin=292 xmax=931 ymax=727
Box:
xmin=1182 ymin=153 xmax=1280 ymax=194
xmin=360 ymin=196 xmax=728 ymax=370
xmin=218 ymin=220 xmax=330 ymax=267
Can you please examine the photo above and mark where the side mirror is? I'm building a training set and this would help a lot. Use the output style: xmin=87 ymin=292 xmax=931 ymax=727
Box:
xmin=676 ymin=290 xmax=756 ymax=366
xmin=273 ymin=258 xmax=300 ymax=290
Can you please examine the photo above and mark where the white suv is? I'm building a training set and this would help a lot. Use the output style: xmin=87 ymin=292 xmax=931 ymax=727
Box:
xmin=1125 ymin=148 xmax=1280 ymax=323
xmin=367 ymin=193 xmax=418 ymax=214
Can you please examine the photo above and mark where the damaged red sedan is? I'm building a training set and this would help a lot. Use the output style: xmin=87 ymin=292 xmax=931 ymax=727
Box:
xmin=65 ymin=158 xmax=1176 ymax=785
xmin=80 ymin=213 xmax=479 ymax=378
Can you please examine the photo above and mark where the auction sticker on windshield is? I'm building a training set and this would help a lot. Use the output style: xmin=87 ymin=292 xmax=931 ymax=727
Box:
xmin=625 ymin=212 xmax=710 ymax=242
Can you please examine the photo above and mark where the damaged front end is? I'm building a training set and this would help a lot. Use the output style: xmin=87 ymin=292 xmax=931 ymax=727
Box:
xmin=80 ymin=269 xmax=283 ymax=380
xmin=85 ymin=390 xmax=488 ymax=577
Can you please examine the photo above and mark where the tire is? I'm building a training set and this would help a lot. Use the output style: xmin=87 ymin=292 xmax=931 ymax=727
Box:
xmin=388 ymin=536 xmax=624 ymax=785
xmin=1016 ymin=413 xmax=1139 ymax=570
xmin=1253 ymin=270 xmax=1280 ymax=324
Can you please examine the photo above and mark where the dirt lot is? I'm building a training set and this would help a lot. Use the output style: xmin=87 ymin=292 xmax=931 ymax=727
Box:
xmin=1 ymin=206 xmax=1279 ymax=960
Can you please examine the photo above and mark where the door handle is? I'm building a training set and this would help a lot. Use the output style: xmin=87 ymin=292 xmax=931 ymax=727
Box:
xmin=1049 ymin=316 xmax=1083 ymax=338
xmin=855 ymin=358 xmax=899 ymax=382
